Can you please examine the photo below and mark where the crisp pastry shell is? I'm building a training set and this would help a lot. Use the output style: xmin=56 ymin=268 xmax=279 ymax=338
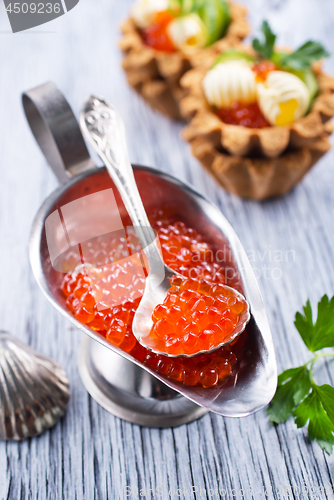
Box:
xmin=185 ymin=122 xmax=333 ymax=200
xmin=180 ymin=48 xmax=334 ymax=157
xmin=119 ymin=3 xmax=250 ymax=120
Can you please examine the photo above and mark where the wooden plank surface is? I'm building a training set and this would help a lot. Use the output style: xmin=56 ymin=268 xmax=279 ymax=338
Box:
xmin=0 ymin=0 xmax=334 ymax=498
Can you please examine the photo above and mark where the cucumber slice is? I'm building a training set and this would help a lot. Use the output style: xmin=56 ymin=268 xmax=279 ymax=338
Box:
xmin=182 ymin=0 xmax=194 ymax=14
xmin=195 ymin=0 xmax=230 ymax=46
xmin=196 ymin=1 xmax=222 ymax=45
xmin=213 ymin=49 xmax=255 ymax=67
xmin=290 ymin=68 xmax=319 ymax=101
xmin=215 ymin=0 xmax=231 ymax=36
xmin=169 ymin=0 xmax=194 ymax=16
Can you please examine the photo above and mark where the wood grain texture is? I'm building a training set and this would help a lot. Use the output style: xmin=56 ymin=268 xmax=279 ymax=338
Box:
xmin=0 ymin=0 xmax=334 ymax=498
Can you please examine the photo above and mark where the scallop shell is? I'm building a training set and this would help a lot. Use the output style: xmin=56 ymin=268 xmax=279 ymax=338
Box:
xmin=0 ymin=331 xmax=70 ymax=441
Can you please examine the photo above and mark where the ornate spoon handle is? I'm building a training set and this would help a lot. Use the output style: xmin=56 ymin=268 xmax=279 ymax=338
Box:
xmin=80 ymin=96 xmax=163 ymax=275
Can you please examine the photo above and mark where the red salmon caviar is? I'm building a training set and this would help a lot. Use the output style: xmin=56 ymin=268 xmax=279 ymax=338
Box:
xmin=146 ymin=276 xmax=247 ymax=356
xmin=252 ymin=60 xmax=277 ymax=82
xmin=60 ymin=211 xmax=247 ymax=388
xmin=142 ymin=11 xmax=176 ymax=53
xmin=216 ymin=101 xmax=270 ymax=129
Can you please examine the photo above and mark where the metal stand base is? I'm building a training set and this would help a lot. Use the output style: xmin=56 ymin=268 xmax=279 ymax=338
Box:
xmin=78 ymin=337 xmax=208 ymax=427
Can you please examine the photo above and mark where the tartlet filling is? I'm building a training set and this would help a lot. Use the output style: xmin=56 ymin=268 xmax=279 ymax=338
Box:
xmin=131 ymin=0 xmax=231 ymax=53
xmin=202 ymin=22 xmax=329 ymax=128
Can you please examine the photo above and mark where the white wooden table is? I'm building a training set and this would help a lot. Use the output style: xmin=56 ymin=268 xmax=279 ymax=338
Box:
xmin=0 ymin=0 xmax=334 ymax=498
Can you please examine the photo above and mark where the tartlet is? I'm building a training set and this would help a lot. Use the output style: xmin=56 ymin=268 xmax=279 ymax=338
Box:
xmin=187 ymin=125 xmax=332 ymax=200
xmin=119 ymin=1 xmax=249 ymax=120
xmin=181 ymin=46 xmax=334 ymax=158
xmin=179 ymin=21 xmax=334 ymax=199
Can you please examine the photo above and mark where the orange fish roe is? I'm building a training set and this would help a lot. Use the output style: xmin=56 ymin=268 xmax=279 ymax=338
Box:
xmin=147 ymin=276 xmax=248 ymax=356
xmin=252 ymin=60 xmax=277 ymax=82
xmin=216 ymin=101 xmax=270 ymax=129
xmin=141 ymin=11 xmax=176 ymax=53
xmin=60 ymin=210 xmax=247 ymax=388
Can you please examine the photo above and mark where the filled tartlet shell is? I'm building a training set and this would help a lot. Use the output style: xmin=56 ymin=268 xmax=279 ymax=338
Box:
xmin=186 ymin=123 xmax=333 ymax=200
xmin=180 ymin=47 xmax=334 ymax=157
xmin=119 ymin=3 xmax=249 ymax=120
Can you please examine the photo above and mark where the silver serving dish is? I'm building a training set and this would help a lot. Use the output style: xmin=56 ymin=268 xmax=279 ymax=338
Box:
xmin=0 ymin=331 xmax=69 ymax=440
xmin=23 ymin=82 xmax=277 ymax=427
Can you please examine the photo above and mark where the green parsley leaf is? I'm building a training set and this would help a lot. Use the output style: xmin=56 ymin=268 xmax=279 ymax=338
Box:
xmin=252 ymin=20 xmax=276 ymax=60
xmin=293 ymin=384 xmax=334 ymax=454
xmin=267 ymin=295 xmax=334 ymax=455
xmin=294 ymin=295 xmax=334 ymax=352
xmin=316 ymin=384 xmax=334 ymax=423
xmin=267 ymin=366 xmax=311 ymax=424
xmin=279 ymin=41 xmax=330 ymax=71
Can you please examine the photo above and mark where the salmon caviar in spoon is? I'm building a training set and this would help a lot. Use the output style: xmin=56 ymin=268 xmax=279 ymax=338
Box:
xmin=60 ymin=210 xmax=248 ymax=389
xmin=145 ymin=275 xmax=249 ymax=356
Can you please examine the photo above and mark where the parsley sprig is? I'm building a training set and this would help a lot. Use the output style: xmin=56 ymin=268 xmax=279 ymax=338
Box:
xmin=252 ymin=21 xmax=329 ymax=71
xmin=252 ymin=20 xmax=276 ymax=60
xmin=267 ymin=295 xmax=334 ymax=454
xmin=278 ymin=41 xmax=330 ymax=70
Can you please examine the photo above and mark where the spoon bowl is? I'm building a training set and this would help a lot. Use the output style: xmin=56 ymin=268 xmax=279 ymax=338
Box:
xmin=135 ymin=280 xmax=251 ymax=357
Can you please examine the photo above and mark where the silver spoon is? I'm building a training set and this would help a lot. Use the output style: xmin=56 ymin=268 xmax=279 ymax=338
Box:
xmin=79 ymin=96 xmax=250 ymax=357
